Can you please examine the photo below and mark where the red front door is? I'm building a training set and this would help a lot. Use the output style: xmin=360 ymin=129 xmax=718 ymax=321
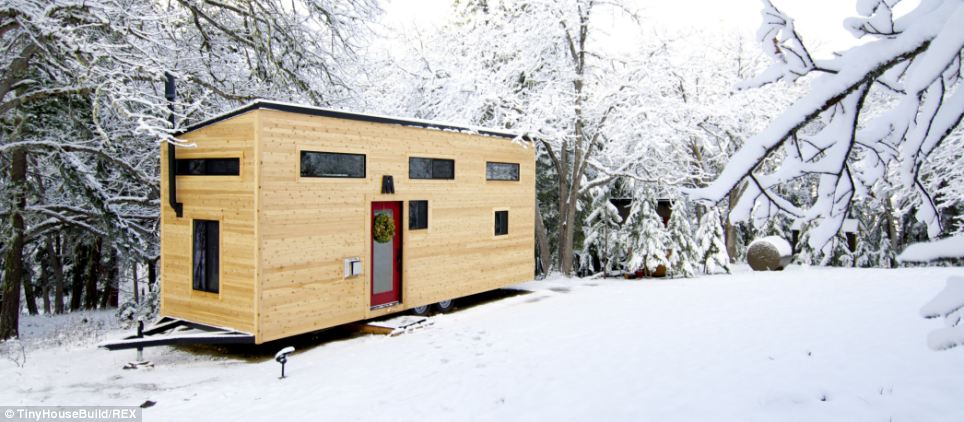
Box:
xmin=371 ymin=201 xmax=402 ymax=308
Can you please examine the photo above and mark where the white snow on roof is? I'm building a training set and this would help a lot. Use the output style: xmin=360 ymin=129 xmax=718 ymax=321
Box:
xmin=186 ymin=100 xmax=526 ymax=141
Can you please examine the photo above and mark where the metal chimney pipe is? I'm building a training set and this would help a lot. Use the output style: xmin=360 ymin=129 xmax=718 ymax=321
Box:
xmin=165 ymin=72 xmax=183 ymax=218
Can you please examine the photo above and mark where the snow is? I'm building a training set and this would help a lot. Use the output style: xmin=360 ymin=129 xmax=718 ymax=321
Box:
xmin=920 ymin=276 xmax=964 ymax=350
xmin=686 ymin=0 xmax=964 ymax=247
xmin=897 ymin=235 xmax=964 ymax=262
xmin=184 ymin=100 xmax=525 ymax=141
xmin=274 ymin=346 xmax=295 ymax=360
xmin=921 ymin=276 xmax=964 ymax=319
xmin=3 ymin=267 xmax=964 ymax=421
xmin=750 ymin=235 xmax=793 ymax=256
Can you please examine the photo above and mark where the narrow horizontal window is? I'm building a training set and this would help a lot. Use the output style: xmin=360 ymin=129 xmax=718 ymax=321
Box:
xmin=409 ymin=157 xmax=455 ymax=180
xmin=301 ymin=151 xmax=366 ymax=178
xmin=486 ymin=162 xmax=520 ymax=181
xmin=495 ymin=210 xmax=509 ymax=236
xmin=192 ymin=220 xmax=220 ymax=293
xmin=175 ymin=158 xmax=240 ymax=176
xmin=409 ymin=200 xmax=428 ymax=230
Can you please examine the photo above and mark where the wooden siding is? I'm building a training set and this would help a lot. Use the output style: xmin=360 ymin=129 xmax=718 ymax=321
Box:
xmin=160 ymin=112 xmax=258 ymax=334
xmin=255 ymin=109 xmax=535 ymax=342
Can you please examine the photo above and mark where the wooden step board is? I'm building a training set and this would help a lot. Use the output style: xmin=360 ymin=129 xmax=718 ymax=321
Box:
xmin=356 ymin=315 xmax=433 ymax=336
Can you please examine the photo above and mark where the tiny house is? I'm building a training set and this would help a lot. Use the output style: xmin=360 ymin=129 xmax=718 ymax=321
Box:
xmin=154 ymin=101 xmax=534 ymax=345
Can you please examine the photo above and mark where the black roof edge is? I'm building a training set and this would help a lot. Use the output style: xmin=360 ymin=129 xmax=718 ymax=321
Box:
xmin=175 ymin=100 xmax=529 ymax=141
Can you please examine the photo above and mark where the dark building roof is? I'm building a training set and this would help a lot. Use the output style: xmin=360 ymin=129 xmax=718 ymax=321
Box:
xmin=177 ymin=100 xmax=524 ymax=140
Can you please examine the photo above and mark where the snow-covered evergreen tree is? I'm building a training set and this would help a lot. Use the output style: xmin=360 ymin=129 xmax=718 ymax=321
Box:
xmin=666 ymin=200 xmax=699 ymax=278
xmin=582 ymin=187 xmax=625 ymax=274
xmin=626 ymin=198 xmax=670 ymax=275
xmin=695 ymin=208 xmax=731 ymax=274
xmin=824 ymin=234 xmax=855 ymax=267
xmin=760 ymin=214 xmax=793 ymax=239
xmin=794 ymin=222 xmax=822 ymax=265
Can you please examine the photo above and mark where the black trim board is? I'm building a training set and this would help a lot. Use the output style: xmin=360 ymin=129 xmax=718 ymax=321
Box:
xmin=177 ymin=101 xmax=526 ymax=141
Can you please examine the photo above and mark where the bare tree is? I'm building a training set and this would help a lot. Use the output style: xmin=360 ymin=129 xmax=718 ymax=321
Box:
xmin=687 ymin=0 xmax=964 ymax=253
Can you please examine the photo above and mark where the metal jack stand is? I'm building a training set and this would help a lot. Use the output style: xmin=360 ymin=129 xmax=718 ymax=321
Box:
xmin=123 ymin=320 xmax=154 ymax=370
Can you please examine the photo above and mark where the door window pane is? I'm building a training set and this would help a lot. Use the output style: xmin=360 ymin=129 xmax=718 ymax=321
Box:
xmin=372 ymin=210 xmax=394 ymax=295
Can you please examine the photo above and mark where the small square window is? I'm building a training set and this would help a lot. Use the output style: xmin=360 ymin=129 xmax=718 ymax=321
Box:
xmin=410 ymin=201 xmax=428 ymax=230
xmin=494 ymin=210 xmax=509 ymax=236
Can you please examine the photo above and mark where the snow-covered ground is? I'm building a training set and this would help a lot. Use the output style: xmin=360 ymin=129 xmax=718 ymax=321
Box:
xmin=2 ymin=266 xmax=963 ymax=421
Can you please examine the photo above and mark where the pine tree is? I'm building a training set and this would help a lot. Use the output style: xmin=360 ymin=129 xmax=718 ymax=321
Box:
xmin=626 ymin=199 xmax=669 ymax=275
xmin=877 ymin=231 xmax=897 ymax=268
xmin=854 ymin=231 xmax=877 ymax=268
xmin=760 ymin=214 xmax=792 ymax=238
xmin=695 ymin=208 xmax=731 ymax=274
xmin=824 ymin=234 xmax=854 ymax=267
xmin=666 ymin=200 xmax=699 ymax=278
xmin=582 ymin=188 xmax=625 ymax=274
xmin=794 ymin=222 xmax=822 ymax=265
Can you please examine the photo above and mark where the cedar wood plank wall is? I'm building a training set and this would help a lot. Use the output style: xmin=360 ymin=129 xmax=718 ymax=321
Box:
xmin=160 ymin=112 xmax=258 ymax=334
xmin=161 ymin=109 xmax=534 ymax=343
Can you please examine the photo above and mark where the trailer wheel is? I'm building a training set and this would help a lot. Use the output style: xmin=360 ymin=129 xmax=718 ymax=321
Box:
xmin=435 ymin=299 xmax=455 ymax=313
xmin=412 ymin=304 xmax=431 ymax=316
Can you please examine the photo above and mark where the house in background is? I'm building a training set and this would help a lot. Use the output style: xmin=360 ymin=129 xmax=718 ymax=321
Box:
xmin=152 ymin=101 xmax=534 ymax=345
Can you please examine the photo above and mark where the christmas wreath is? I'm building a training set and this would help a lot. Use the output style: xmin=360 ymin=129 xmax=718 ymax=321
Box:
xmin=373 ymin=213 xmax=395 ymax=243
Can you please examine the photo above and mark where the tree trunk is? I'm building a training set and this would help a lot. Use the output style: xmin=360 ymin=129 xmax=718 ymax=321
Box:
xmin=70 ymin=242 xmax=86 ymax=311
xmin=724 ymin=186 xmax=741 ymax=263
xmin=22 ymin=265 xmax=38 ymax=316
xmin=83 ymin=239 xmax=101 ymax=310
xmin=559 ymin=194 xmax=578 ymax=276
xmin=46 ymin=236 xmax=66 ymax=314
xmin=41 ymin=284 xmax=50 ymax=315
xmin=98 ymin=247 xmax=115 ymax=309
xmin=147 ymin=258 xmax=157 ymax=293
xmin=0 ymin=146 xmax=27 ymax=340
xmin=884 ymin=194 xmax=900 ymax=258
xmin=132 ymin=261 xmax=139 ymax=304
xmin=535 ymin=206 xmax=552 ymax=276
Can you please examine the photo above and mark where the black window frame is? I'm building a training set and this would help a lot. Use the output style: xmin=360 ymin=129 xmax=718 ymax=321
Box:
xmin=494 ymin=210 xmax=509 ymax=236
xmin=192 ymin=219 xmax=220 ymax=294
xmin=485 ymin=162 xmax=520 ymax=181
xmin=175 ymin=158 xmax=241 ymax=176
xmin=300 ymin=150 xmax=366 ymax=178
xmin=409 ymin=200 xmax=428 ymax=230
xmin=408 ymin=157 xmax=455 ymax=180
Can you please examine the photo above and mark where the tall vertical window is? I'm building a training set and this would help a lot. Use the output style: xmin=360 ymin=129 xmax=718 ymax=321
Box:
xmin=192 ymin=220 xmax=220 ymax=293
xmin=486 ymin=162 xmax=520 ymax=181
xmin=409 ymin=157 xmax=455 ymax=180
xmin=410 ymin=200 xmax=428 ymax=230
xmin=494 ymin=211 xmax=509 ymax=236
